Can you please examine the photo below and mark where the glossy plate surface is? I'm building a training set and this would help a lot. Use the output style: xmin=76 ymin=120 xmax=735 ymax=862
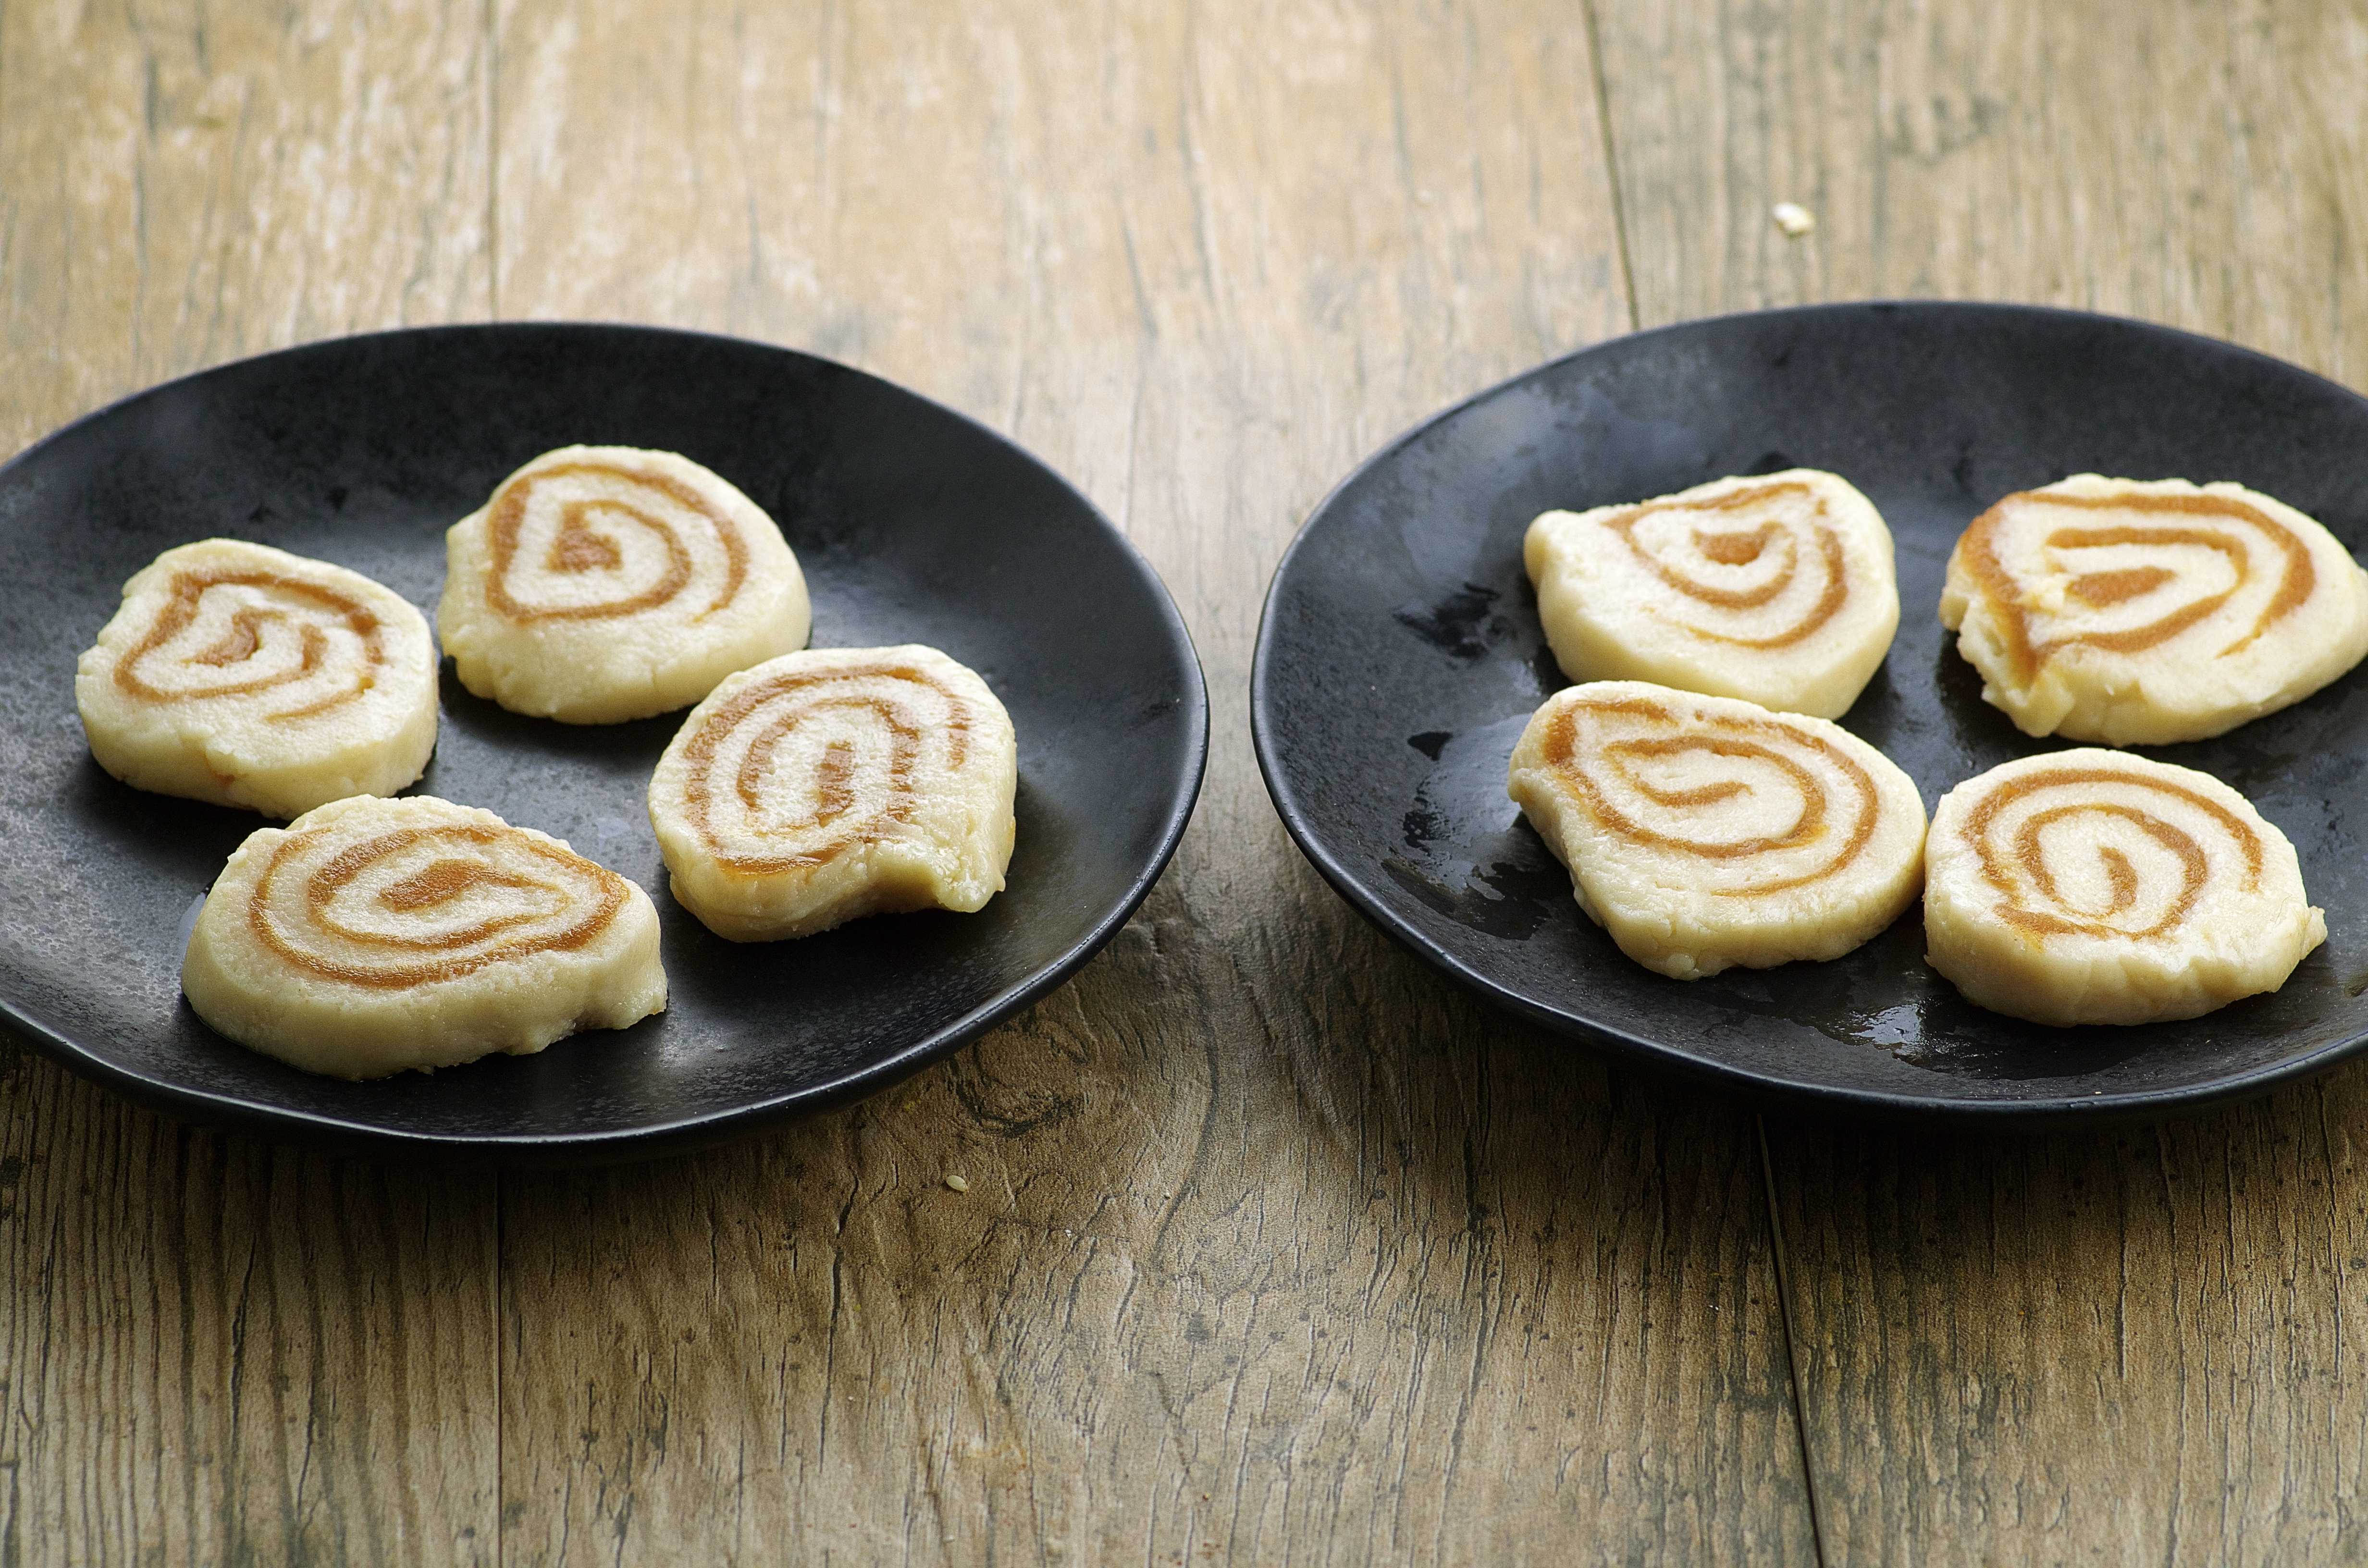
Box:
xmin=1253 ymin=303 xmax=2368 ymax=1123
xmin=0 ymin=324 xmax=1207 ymax=1161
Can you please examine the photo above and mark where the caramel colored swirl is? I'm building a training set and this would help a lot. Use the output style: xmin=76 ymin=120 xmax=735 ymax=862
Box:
xmin=1939 ymin=476 xmax=2368 ymax=745
xmin=115 ymin=567 xmax=383 ymax=721
xmin=1508 ymin=681 xmax=1927 ymax=980
xmin=1540 ymin=690 xmax=1881 ymax=897
xmin=1956 ymin=486 xmax=2316 ymax=678
xmin=1525 ymin=471 xmax=1901 ymax=721
xmin=484 ymin=459 xmax=750 ymax=624
xmin=1950 ymin=762 xmax=2262 ymax=943
xmin=1601 ymin=481 xmax=1853 ymax=650
xmin=245 ymin=812 xmax=629 ymax=989
xmin=1922 ymin=748 xmax=2322 ymax=1025
xmin=676 ymin=661 xmax=975 ymax=875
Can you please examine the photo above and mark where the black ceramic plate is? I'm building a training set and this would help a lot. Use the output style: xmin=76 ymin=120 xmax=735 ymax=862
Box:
xmin=0 ymin=324 xmax=1206 ymax=1162
xmin=1253 ymin=302 xmax=2368 ymax=1124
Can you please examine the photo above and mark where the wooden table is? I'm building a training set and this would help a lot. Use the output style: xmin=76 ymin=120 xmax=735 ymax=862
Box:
xmin=6 ymin=1 xmax=2366 ymax=1560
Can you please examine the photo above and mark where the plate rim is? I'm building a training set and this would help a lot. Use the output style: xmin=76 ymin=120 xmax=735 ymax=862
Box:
xmin=0 ymin=319 xmax=1212 ymax=1164
xmin=1250 ymin=299 xmax=2368 ymax=1126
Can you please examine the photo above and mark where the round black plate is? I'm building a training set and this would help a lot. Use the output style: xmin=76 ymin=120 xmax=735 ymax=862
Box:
xmin=1252 ymin=303 xmax=2368 ymax=1124
xmin=0 ymin=324 xmax=1207 ymax=1162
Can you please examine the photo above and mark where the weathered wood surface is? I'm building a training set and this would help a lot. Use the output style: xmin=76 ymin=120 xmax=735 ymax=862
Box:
xmin=4 ymin=0 xmax=2367 ymax=1562
xmin=1592 ymin=0 xmax=2368 ymax=1561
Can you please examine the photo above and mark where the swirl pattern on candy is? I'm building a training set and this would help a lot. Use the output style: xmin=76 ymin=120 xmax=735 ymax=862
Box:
xmin=648 ymin=645 xmax=1018 ymax=941
xmin=1508 ymin=681 xmax=1927 ymax=980
xmin=182 ymin=795 xmax=667 ymax=1078
xmin=440 ymin=445 xmax=811 ymax=723
xmin=1524 ymin=470 xmax=1901 ymax=718
xmin=1940 ymin=475 xmax=2368 ymax=744
xmin=1924 ymin=751 xmax=2325 ymax=1026
xmin=75 ymin=539 xmax=439 ymax=818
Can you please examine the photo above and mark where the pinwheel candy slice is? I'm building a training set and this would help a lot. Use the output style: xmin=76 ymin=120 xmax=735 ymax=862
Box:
xmin=1924 ymin=750 xmax=2324 ymax=1026
xmin=649 ymin=645 xmax=1018 ymax=941
xmin=76 ymin=539 xmax=440 ymax=818
xmin=1508 ymin=681 xmax=1928 ymax=980
xmin=440 ymin=445 xmax=812 ymax=723
xmin=1525 ymin=469 xmax=1901 ymax=719
xmin=182 ymin=795 xmax=667 ymax=1079
xmin=1940 ymin=475 xmax=2368 ymax=745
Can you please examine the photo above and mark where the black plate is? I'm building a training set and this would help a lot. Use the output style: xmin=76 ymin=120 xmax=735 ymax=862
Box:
xmin=0 ymin=324 xmax=1207 ymax=1162
xmin=1253 ymin=302 xmax=2368 ymax=1124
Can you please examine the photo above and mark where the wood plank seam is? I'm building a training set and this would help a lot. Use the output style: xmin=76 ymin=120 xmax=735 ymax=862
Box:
xmin=1580 ymin=12 xmax=1825 ymax=1560
xmin=1759 ymin=1115 xmax=1832 ymax=1568
xmin=1579 ymin=0 xmax=1640 ymax=336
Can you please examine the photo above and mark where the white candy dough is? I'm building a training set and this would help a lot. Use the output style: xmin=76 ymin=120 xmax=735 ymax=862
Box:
xmin=1508 ymin=681 xmax=1928 ymax=980
xmin=648 ymin=645 xmax=1018 ymax=941
xmin=1940 ymin=475 xmax=2368 ymax=745
xmin=440 ymin=446 xmax=811 ymax=723
xmin=76 ymin=539 xmax=439 ymax=818
xmin=1923 ymin=750 xmax=2325 ymax=1027
xmin=1525 ymin=469 xmax=1902 ymax=719
xmin=182 ymin=795 xmax=667 ymax=1079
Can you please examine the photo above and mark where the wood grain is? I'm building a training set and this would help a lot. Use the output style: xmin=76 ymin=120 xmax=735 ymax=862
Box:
xmin=1767 ymin=1090 xmax=2368 ymax=1565
xmin=19 ymin=0 xmax=2367 ymax=1558
xmin=0 ymin=1069 xmax=501 ymax=1566
xmin=0 ymin=0 xmax=494 ymax=455
xmin=490 ymin=0 xmax=1814 ymax=1561
xmin=1595 ymin=0 xmax=2367 ymax=380
xmin=1592 ymin=0 xmax=2368 ymax=1559
xmin=0 ymin=0 xmax=498 ymax=1561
